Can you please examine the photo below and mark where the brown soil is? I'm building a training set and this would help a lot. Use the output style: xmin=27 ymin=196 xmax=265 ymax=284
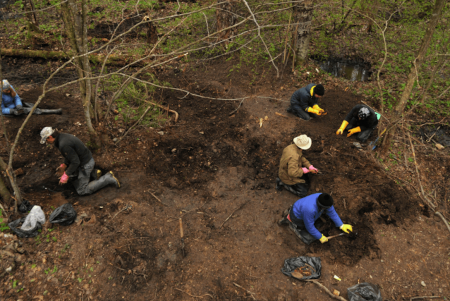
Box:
xmin=1 ymin=57 xmax=449 ymax=301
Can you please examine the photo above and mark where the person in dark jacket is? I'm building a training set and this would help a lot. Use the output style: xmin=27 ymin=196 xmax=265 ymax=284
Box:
xmin=278 ymin=193 xmax=353 ymax=245
xmin=40 ymin=127 xmax=120 ymax=195
xmin=1 ymin=80 xmax=62 ymax=116
xmin=287 ymin=83 xmax=326 ymax=121
xmin=336 ymin=104 xmax=379 ymax=143
xmin=276 ymin=135 xmax=318 ymax=198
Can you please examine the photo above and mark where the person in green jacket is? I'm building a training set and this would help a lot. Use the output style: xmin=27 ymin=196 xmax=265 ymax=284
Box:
xmin=276 ymin=135 xmax=318 ymax=197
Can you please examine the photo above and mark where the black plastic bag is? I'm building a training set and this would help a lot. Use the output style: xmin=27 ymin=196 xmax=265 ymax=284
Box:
xmin=18 ymin=200 xmax=34 ymax=213
xmin=281 ymin=256 xmax=321 ymax=280
xmin=348 ymin=283 xmax=382 ymax=301
xmin=49 ymin=203 xmax=77 ymax=226
xmin=8 ymin=217 xmax=42 ymax=238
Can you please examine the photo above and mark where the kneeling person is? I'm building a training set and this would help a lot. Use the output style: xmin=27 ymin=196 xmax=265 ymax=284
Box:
xmin=40 ymin=127 xmax=120 ymax=195
xmin=276 ymin=135 xmax=318 ymax=198
xmin=336 ymin=104 xmax=379 ymax=143
xmin=279 ymin=193 xmax=353 ymax=245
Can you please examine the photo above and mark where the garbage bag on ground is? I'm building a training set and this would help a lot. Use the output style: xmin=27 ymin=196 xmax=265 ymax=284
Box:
xmin=49 ymin=203 xmax=77 ymax=226
xmin=347 ymin=282 xmax=382 ymax=301
xmin=8 ymin=206 xmax=45 ymax=238
xmin=18 ymin=199 xmax=34 ymax=213
xmin=281 ymin=256 xmax=321 ymax=280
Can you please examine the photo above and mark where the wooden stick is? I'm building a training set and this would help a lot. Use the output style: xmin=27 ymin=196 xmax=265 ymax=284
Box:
xmin=175 ymin=288 xmax=213 ymax=299
xmin=275 ymin=112 xmax=288 ymax=118
xmin=305 ymin=280 xmax=348 ymax=301
xmin=408 ymin=133 xmax=436 ymax=209
xmin=220 ymin=201 xmax=248 ymax=229
xmin=410 ymin=296 xmax=441 ymax=301
xmin=233 ymin=282 xmax=256 ymax=300
xmin=148 ymin=191 xmax=168 ymax=206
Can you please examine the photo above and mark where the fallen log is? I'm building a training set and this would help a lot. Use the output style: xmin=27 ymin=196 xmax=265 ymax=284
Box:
xmin=0 ymin=48 xmax=149 ymax=66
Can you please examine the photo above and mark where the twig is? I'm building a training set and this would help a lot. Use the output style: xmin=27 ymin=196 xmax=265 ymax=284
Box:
xmin=233 ymin=282 xmax=256 ymax=300
xmin=435 ymin=212 xmax=450 ymax=235
xmin=410 ymin=296 xmax=441 ymax=301
xmin=143 ymin=99 xmax=179 ymax=122
xmin=305 ymin=280 xmax=348 ymax=301
xmin=275 ymin=112 xmax=288 ymax=118
xmin=426 ymin=126 xmax=440 ymax=143
xmin=111 ymin=204 xmax=132 ymax=220
xmin=115 ymin=105 xmax=153 ymax=145
xmin=220 ymin=201 xmax=248 ymax=229
xmin=408 ymin=133 xmax=436 ymax=209
xmin=175 ymin=288 xmax=213 ymax=299
xmin=148 ymin=191 xmax=168 ymax=206
xmin=418 ymin=117 xmax=446 ymax=127
xmin=229 ymin=98 xmax=246 ymax=116
xmin=242 ymin=0 xmax=279 ymax=77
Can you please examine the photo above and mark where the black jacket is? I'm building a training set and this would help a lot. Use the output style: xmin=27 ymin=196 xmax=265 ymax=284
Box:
xmin=290 ymin=83 xmax=319 ymax=111
xmin=54 ymin=133 xmax=93 ymax=176
xmin=345 ymin=104 xmax=378 ymax=131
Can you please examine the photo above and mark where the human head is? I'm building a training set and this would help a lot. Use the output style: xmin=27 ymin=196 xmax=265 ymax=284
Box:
xmin=293 ymin=135 xmax=312 ymax=150
xmin=2 ymin=79 xmax=11 ymax=93
xmin=358 ymin=107 xmax=370 ymax=120
xmin=40 ymin=127 xmax=55 ymax=144
xmin=317 ymin=193 xmax=334 ymax=209
xmin=314 ymin=84 xmax=325 ymax=98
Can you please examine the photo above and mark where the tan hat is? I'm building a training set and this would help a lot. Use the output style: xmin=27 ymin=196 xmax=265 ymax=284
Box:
xmin=293 ymin=135 xmax=312 ymax=150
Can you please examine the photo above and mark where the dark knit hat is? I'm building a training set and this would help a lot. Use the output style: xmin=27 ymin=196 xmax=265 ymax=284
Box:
xmin=317 ymin=193 xmax=334 ymax=209
xmin=314 ymin=84 xmax=325 ymax=96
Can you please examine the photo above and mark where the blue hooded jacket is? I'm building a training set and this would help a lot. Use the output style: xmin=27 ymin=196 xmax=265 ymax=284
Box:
xmin=1 ymin=85 xmax=23 ymax=115
xmin=292 ymin=193 xmax=343 ymax=239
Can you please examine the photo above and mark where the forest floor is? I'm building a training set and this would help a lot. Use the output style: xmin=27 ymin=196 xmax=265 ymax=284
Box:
xmin=1 ymin=53 xmax=450 ymax=301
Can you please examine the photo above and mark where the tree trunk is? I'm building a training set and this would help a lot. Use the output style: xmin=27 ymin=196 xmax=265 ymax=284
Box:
xmin=216 ymin=0 xmax=238 ymax=47
xmin=380 ymin=0 xmax=446 ymax=156
xmin=293 ymin=0 xmax=313 ymax=65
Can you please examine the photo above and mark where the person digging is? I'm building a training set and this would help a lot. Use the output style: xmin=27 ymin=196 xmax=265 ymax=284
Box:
xmin=40 ymin=127 xmax=120 ymax=195
xmin=276 ymin=135 xmax=318 ymax=198
xmin=287 ymin=83 xmax=326 ymax=121
xmin=336 ymin=104 xmax=380 ymax=143
xmin=1 ymin=79 xmax=62 ymax=116
xmin=278 ymin=193 xmax=353 ymax=245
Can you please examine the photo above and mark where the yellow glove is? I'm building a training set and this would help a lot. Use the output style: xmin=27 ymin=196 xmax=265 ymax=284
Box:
xmin=340 ymin=224 xmax=353 ymax=233
xmin=313 ymin=104 xmax=325 ymax=114
xmin=347 ymin=127 xmax=361 ymax=137
xmin=307 ymin=107 xmax=320 ymax=115
xmin=336 ymin=120 xmax=349 ymax=135
xmin=319 ymin=234 xmax=328 ymax=244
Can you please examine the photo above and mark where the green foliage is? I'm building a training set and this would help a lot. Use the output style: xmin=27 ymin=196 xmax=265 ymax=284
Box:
xmin=0 ymin=209 xmax=9 ymax=232
xmin=105 ymin=74 xmax=169 ymax=127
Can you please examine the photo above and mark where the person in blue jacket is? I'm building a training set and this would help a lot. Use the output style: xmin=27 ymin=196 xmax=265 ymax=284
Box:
xmin=1 ymin=80 xmax=23 ymax=115
xmin=287 ymin=83 xmax=326 ymax=121
xmin=278 ymin=193 xmax=353 ymax=244
xmin=1 ymin=80 xmax=62 ymax=116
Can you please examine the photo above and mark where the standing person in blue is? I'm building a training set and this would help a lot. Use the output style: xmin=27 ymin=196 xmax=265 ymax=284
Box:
xmin=336 ymin=104 xmax=379 ymax=143
xmin=287 ymin=83 xmax=326 ymax=121
xmin=1 ymin=80 xmax=62 ymax=116
xmin=278 ymin=193 xmax=353 ymax=245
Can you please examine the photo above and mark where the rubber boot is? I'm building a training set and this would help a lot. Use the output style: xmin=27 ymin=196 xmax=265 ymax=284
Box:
xmin=39 ymin=108 xmax=63 ymax=115
xmin=90 ymin=169 xmax=102 ymax=181
xmin=85 ymin=172 xmax=119 ymax=194
xmin=276 ymin=177 xmax=283 ymax=191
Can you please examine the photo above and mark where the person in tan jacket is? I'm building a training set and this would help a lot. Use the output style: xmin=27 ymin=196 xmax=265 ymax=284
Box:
xmin=276 ymin=135 xmax=318 ymax=197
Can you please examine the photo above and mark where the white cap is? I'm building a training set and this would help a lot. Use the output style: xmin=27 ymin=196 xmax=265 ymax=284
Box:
xmin=40 ymin=127 xmax=55 ymax=144
xmin=293 ymin=135 xmax=312 ymax=150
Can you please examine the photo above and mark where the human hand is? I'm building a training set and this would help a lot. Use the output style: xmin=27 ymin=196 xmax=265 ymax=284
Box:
xmin=55 ymin=164 xmax=67 ymax=177
xmin=302 ymin=167 xmax=309 ymax=174
xmin=336 ymin=128 xmax=343 ymax=135
xmin=340 ymin=224 xmax=353 ymax=234
xmin=309 ymin=165 xmax=318 ymax=174
xmin=59 ymin=172 xmax=69 ymax=185
xmin=319 ymin=234 xmax=328 ymax=243
xmin=12 ymin=109 xmax=20 ymax=116
xmin=347 ymin=127 xmax=361 ymax=137
xmin=16 ymin=105 xmax=23 ymax=110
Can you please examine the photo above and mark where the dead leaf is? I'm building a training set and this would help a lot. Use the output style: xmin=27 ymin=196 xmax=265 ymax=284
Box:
xmin=333 ymin=289 xmax=340 ymax=296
